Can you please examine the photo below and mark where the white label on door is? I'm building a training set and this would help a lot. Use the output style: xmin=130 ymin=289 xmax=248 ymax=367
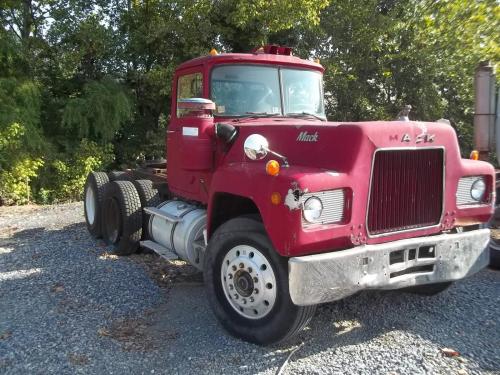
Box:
xmin=182 ymin=127 xmax=199 ymax=136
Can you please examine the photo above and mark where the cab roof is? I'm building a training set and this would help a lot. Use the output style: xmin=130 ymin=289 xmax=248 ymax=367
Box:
xmin=176 ymin=52 xmax=325 ymax=73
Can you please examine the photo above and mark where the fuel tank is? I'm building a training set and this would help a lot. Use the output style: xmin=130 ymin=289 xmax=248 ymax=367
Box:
xmin=149 ymin=200 xmax=206 ymax=269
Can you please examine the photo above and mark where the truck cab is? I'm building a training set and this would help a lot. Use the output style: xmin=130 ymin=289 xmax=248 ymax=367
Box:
xmin=84 ymin=46 xmax=495 ymax=345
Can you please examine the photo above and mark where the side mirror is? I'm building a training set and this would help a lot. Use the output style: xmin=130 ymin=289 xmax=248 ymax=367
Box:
xmin=244 ymin=134 xmax=269 ymax=160
xmin=215 ymin=123 xmax=238 ymax=144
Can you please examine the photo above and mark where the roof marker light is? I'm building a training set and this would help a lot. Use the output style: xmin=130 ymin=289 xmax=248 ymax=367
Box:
xmin=470 ymin=150 xmax=479 ymax=160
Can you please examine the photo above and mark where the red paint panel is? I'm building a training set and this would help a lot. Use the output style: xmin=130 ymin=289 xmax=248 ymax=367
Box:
xmin=367 ymin=149 xmax=444 ymax=235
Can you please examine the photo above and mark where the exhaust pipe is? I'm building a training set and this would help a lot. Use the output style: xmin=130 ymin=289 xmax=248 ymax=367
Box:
xmin=473 ymin=61 xmax=496 ymax=161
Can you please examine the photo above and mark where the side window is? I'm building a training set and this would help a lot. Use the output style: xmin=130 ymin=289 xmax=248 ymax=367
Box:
xmin=177 ymin=72 xmax=203 ymax=117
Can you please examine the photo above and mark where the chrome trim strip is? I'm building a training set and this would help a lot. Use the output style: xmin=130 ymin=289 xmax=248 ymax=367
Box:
xmin=365 ymin=146 xmax=446 ymax=238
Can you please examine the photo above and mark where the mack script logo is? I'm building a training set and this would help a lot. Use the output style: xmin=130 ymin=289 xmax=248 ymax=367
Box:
xmin=297 ymin=131 xmax=319 ymax=142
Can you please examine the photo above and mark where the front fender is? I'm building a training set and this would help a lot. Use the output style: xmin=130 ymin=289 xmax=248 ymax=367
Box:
xmin=208 ymin=162 xmax=352 ymax=256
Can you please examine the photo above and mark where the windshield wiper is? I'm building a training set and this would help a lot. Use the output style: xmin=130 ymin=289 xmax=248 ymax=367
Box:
xmin=232 ymin=112 xmax=282 ymax=121
xmin=286 ymin=112 xmax=326 ymax=121
xmin=245 ymin=112 xmax=282 ymax=117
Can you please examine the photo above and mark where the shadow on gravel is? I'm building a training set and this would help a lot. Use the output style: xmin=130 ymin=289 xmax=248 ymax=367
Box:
xmin=1 ymin=219 xmax=499 ymax=374
xmin=0 ymin=221 xmax=164 ymax=373
xmin=281 ymin=274 xmax=500 ymax=372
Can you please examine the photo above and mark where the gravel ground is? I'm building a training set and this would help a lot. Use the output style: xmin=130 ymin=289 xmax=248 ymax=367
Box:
xmin=0 ymin=202 xmax=499 ymax=375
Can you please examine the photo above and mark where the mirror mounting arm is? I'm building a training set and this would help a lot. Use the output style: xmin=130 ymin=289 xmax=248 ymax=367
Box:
xmin=265 ymin=148 xmax=289 ymax=167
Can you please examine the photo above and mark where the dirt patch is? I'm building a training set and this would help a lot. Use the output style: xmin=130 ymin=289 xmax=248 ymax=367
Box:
xmin=0 ymin=226 xmax=19 ymax=238
xmin=0 ymin=204 xmax=41 ymax=215
xmin=129 ymin=251 xmax=203 ymax=289
xmin=0 ymin=331 xmax=12 ymax=340
xmin=98 ymin=314 xmax=178 ymax=352
xmin=67 ymin=353 xmax=90 ymax=366
xmin=50 ymin=282 xmax=65 ymax=293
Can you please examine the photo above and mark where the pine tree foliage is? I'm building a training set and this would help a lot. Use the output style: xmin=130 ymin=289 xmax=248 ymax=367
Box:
xmin=62 ymin=79 xmax=132 ymax=142
xmin=0 ymin=0 xmax=498 ymax=204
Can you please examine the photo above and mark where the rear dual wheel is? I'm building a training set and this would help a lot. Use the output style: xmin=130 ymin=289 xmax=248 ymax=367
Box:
xmin=84 ymin=172 xmax=109 ymax=238
xmin=204 ymin=216 xmax=316 ymax=345
xmin=102 ymin=180 xmax=143 ymax=255
xmin=132 ymin=180 xmax=160 ymax=240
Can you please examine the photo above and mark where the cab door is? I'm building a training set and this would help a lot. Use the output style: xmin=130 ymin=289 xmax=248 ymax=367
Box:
xmin=167 ymin=68 xmax=214 ymax=202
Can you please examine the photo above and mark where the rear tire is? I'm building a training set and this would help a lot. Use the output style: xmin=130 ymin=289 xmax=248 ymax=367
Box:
xmin=108 ymin=171 xmax=130 ymax=181
xmin=102 ymin=181 xmax=142 ymax=255
xmin=132 ymin=179 xmax=161 ymax=239
xmin=489 ymin=242 xmax=500 ymax=270
xmin=83 ymin=171 xmax=109 ymax=238
xmin=204 ymin=216 xmax=316 ymax=345
xmin=403 ymin=282 xmax=452 ymax=296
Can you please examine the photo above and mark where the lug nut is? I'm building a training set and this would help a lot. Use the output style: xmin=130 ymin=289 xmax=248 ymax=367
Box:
xmin=243 ymin=299 xmax=247 ymax=304
xmin=253 ymin=277 xmax=258 ymax=283
xmin=249 ymin=297 xmax=254 ymax=303
xmin=234 ymin=294 xmax=239 ymax=299
xmin=229 ymin=284 xmax=234 ymax=290
xmin=232 ymin=265 xmax=237 ymax=271
xmin=248 ymin=267 xmax=253 ymax=273
xmin=254 ymin=288 xmax=259 ymax=294
xmin=239 ymin=263 xmax=244 ymax=269
xmin=228 ymin=274 xmax=233 ymax=279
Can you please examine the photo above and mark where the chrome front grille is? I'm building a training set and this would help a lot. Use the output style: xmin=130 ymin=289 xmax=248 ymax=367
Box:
xmin=367 ymin=148 xmax=444 ymax=235
xmin=302 ymin=189 xmax=345 ymax=228
xmin=456 ymin=176 xmax=485 ymax=206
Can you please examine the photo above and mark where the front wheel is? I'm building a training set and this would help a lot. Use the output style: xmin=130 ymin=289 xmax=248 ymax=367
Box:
xmin=204 ymin=217 xmax=316 ymax=345
xmin=489 ymin=241 xmax=500 ymax=270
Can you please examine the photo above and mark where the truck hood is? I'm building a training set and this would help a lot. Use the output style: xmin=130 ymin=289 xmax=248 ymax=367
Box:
xmin=227 ymin=119 xmax=462 ymax=172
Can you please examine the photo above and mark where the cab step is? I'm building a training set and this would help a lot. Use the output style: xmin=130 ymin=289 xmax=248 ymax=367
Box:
xmin=140 ymin=240 xmax=179 ymax=261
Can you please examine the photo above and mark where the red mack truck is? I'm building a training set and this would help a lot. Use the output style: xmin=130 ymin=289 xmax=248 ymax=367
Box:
xmin=83 ymin=46 xmax=495 ymax=345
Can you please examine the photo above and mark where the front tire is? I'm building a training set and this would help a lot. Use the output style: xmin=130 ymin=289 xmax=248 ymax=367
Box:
xmin=204 ymin=217 xmax=316 ymax=345
xmin=489 ymin=241 xmax=500 ymax=270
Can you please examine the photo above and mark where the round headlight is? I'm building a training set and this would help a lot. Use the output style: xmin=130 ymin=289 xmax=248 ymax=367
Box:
xmin=303 ymin=197 xmax=323 ymax=223
xmin=470 ymin=178 xmax=486 ymax=201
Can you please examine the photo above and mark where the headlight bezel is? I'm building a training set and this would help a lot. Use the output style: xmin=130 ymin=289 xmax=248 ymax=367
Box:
xmin=302 ymin=196 xmax=323 ymax=223
xmin=470 ymin=178 xmax=486 ymax=202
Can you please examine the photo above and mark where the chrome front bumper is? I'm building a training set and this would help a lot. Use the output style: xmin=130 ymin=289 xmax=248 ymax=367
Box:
xmin=289 ymin=229 xmax=490 ymax=306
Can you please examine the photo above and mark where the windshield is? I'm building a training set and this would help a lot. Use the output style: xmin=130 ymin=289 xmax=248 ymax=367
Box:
xmin=211 ymin=65 xmax=325 ymax=118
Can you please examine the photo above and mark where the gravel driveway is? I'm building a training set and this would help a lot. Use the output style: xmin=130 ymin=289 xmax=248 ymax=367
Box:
xmin=0 ymin=203 xmax=499 ymax=374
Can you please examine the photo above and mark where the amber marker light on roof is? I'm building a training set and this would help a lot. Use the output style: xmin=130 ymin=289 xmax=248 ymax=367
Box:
xmin=209 ymin=48 xmax=218 ymax=56
xmin=266 ymin=160 xmax=280 ymax=176
xmin=271 ymin=192 xmax=281 ymax=205
xmin=470 ymin=150 xmax=479 ymax=160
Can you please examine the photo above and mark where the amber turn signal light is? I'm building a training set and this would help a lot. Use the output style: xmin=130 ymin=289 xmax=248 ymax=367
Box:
xmin=271 ymin=192 xmax=281 ymax=205
xmin=470 ymin=150 xmax=479 ymax=160
xmin=266 ymin=160 xmax=280 ymax=176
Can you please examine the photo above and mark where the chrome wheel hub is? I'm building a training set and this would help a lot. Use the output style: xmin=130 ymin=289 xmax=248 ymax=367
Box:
xmin=221 ymin=245 xmax=277 ymax=319
xmin=85 ymin=186 xmax=96 ymax=225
